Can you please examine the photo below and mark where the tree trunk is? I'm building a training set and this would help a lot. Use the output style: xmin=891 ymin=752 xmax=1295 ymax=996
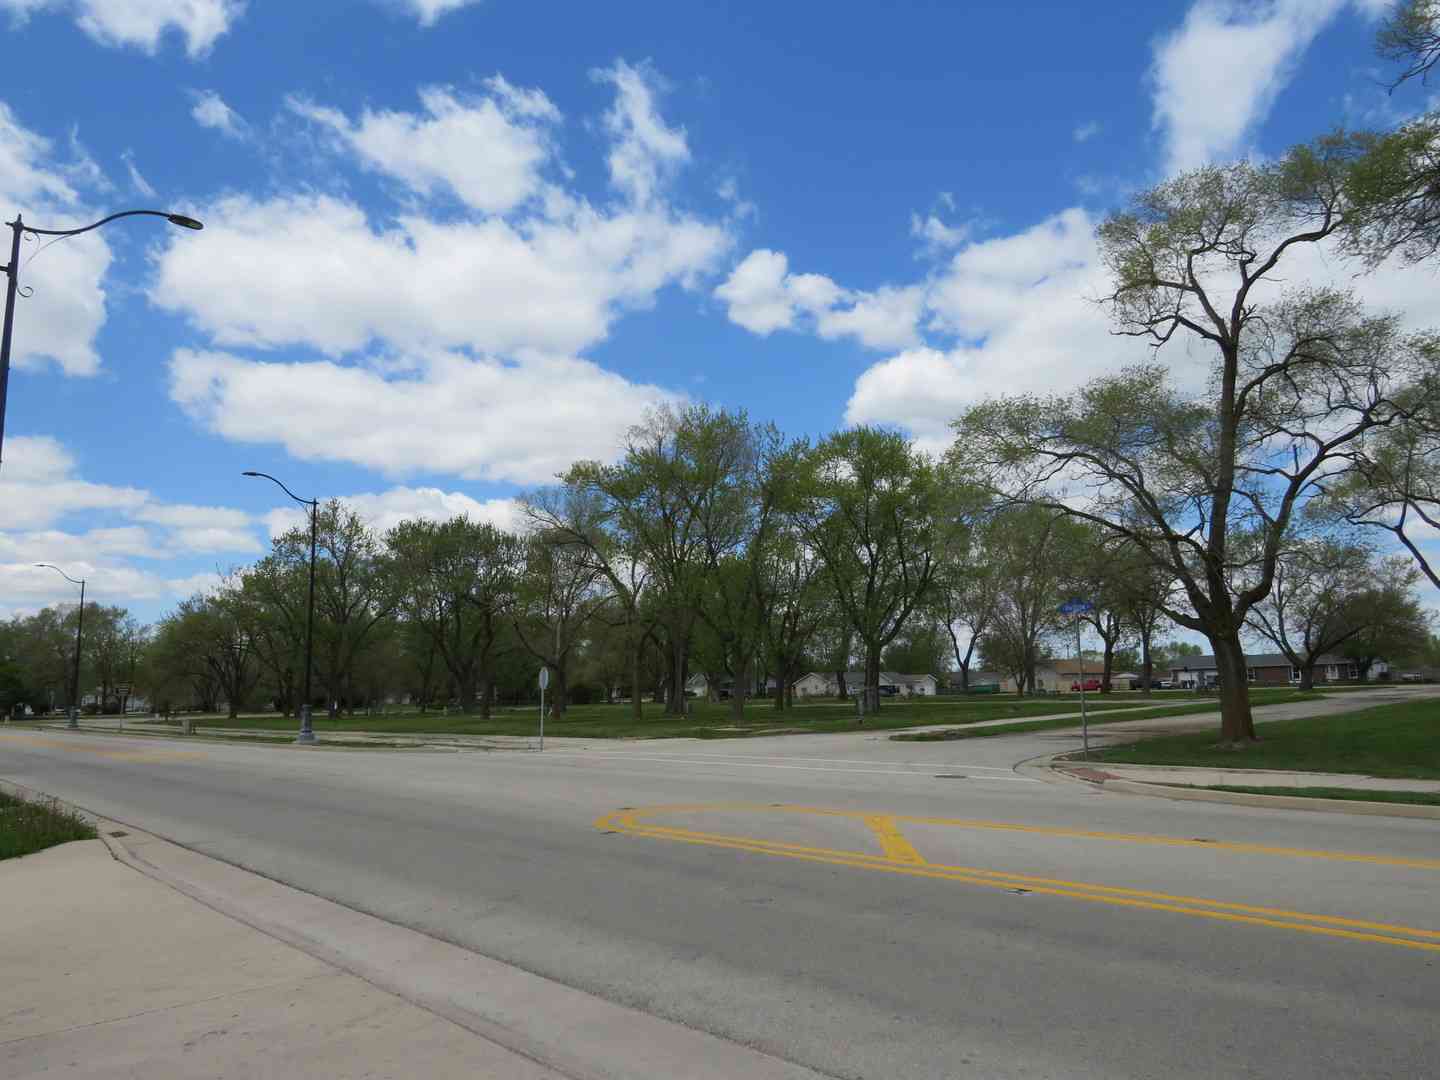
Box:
xmin=1299 ymin=663 xmax=1315 ymax=691
xmin=631 ymin=641 xmax=643 ymax=722
xmin=1100 ymin=635 xmax=1115 ymax=694
xmin=550 ymin=664 xmax=567 ymax=720
xmin=1212 ymin=632 xmax=1256 ymax=743
xmin=666 ymin=634 xmax=688 ymax=716
xmin=864 ymin=648 xmax=882 ymax=717
xmin=1139 ymin=628 xmax=1153 ymax=699
xmin=730 ymin=654 xmax=748 ymax=725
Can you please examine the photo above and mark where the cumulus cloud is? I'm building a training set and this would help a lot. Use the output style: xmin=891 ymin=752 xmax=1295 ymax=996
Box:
xmin=714 ymin=249 xmax=924 ymax=350
xmin=593 ymin=59 xmax=690 ymax=205
xmin=1150 ymin=0 xmax=1384 ymax=176
xmin=0 ymin=102 xmax=113 ymax=376
xmin=290 ymin=80 xmax=560 ymax=214
xmin=1073 ymin=120 xmax=1101 ymax=143
xmin=264 ymin=486 xmax=523 ymax=538
xmin=169 ymin=348 xmax=686 ymax=485
xmin=152 ymin=192 xmax=728 ymax=358
xmin=189 ymin=89 xmax=248 ymax=139
xmin=0 ymin=0 xmax=245 ymax=56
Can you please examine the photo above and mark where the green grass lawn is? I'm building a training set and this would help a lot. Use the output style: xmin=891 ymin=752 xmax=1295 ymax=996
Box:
xmin=136 ymin=687 xmax=1323 ymax=740
xmin=1089 ymin=698 xmax=1440 ymax=779
xmin=891 ymin=691 xmax=1318 ymax=741
xmin=0 ymin=791 xmax=96 ymax=860
xmin=1183 ymin=785 xmax=1440 ymax=807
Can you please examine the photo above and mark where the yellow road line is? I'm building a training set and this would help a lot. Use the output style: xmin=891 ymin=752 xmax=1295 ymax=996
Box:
xmin=606 ymin=802 xmax=1440 ymax=872
xmin=594 ymin=808 xmax=1440 ymax=954
xmin=863 ymin=814 xmax=926 ymax=864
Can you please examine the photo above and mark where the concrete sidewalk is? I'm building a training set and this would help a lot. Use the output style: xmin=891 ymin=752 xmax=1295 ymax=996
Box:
xmin=0 ymin=819 xmax=830 ymax=1080
xmin=0 ymin=839 xmax=565 ymax=1079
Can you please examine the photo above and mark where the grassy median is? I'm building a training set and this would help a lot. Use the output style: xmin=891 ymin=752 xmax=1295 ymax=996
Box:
xmin=891 ymin=691 xmax=1318 ymax=742
xmin=137 ymin=691 xmax=1285 ymax=740
xmin=1088 ymin=699 xmax=1440 ymax=780
xmin=0 ymin=791 xmax=96 ymax=860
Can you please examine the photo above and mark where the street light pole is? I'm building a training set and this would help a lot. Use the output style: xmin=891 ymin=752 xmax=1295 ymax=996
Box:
xmin=242 ymin=471 xmax=318 ymax=744
xmin=35 ymin=564 xmax=85 ymax=729
xmin=0 ymin=209 xmax=202 ymax=469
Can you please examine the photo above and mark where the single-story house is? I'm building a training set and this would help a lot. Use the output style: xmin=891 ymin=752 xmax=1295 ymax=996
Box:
xmin=1168 ymin=652 xmax=1386 ymax=688
xmin=685 ymin=672 xmax=781 ymax=698
xmin=794 ymin=671 xmax=939 ymax=697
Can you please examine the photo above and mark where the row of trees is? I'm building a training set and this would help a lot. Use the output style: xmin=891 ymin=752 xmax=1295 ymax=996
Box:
xmin=10 ymin=8 xmax=1440 ymax=741
xmin=3 ymin=402 xmax=1432 ymax=728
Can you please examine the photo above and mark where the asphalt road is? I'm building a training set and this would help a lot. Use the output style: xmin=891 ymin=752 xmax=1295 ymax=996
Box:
xmin=3 ymin=689 xmax=1438 ymax=1079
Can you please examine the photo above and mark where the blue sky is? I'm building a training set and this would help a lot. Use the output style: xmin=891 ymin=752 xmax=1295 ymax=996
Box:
xmin=1 ymin=0 xmax=1437 ymax=622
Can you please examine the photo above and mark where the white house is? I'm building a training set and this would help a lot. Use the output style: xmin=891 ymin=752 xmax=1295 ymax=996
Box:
xmin=794 ymin=671 xmax=939 ymax=697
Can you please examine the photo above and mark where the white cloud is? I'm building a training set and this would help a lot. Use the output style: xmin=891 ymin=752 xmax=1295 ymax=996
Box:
xmin=0 ymin=0 xmax=244 ymax=57
xmin=910 ymin=212 xmax=970 ymax=255
xmin=152 ymin=192 xmax=728 ymax=358
xmin=189 ymin=89 xmax=248 ymax=139
xmin=714 ymin=248 xmax=923 ymax=350
xmin=291 ymin=80 xmax=559 ymax=214
xmin=845 ymin=208 xmax=1179 ymax=448
xmin=169 ymin=348 xmax=687 ymax=485
xmin=1149 ymin=0 xmax=1384 ymax=176
xmin=593 ymin=60 xmax=690 ymax=205
xmin=264 ymin=486 xmax=522 ymax=538
xmin=0 ymin=103 xmax=113 ymax=376
xmin=0 ymin=435 xmax=262 ymax=555
xmin=395 ymin=0 xmax=479 ymax=26
xmin=1073 ymin=120 xmax=1101 ymax=143
xmin=120 ymin=148 xmax=156 ymax=197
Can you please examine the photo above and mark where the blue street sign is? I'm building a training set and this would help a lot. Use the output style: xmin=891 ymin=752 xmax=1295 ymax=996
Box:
xmin=1058 ymin=598 xmax=1093 ymax=615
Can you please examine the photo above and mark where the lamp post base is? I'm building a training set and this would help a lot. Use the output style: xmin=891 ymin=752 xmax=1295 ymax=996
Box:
xmin=296 ymin=704 xmax=317 ymax=745
xmin=67 ymin=707 xmax=79 ymax=730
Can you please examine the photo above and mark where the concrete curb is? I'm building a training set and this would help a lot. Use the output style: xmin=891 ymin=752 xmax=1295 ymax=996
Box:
xmin=1097 ymin=778 xmax=1440 ymax=819
xmin=1047 ymin=766 xmax=1440 ymax=820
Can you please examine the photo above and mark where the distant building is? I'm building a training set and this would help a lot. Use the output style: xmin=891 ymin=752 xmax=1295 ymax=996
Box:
xmin=1167 ymin=652 xmax=1385 ymax=688
xmin=793 ymin=671 xmax=938 ymax=697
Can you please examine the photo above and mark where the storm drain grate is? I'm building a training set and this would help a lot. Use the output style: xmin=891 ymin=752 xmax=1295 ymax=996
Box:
xmin=108 ymin=830 xmax=128 ymax=838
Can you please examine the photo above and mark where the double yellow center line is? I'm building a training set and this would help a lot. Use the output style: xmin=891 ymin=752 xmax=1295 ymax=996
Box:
xmin=596 ymin=804 xmax=1440 ymax=954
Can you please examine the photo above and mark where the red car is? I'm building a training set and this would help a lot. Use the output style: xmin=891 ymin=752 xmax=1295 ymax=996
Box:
xmin=1070 ymin=678 xmax=1102 ymax=691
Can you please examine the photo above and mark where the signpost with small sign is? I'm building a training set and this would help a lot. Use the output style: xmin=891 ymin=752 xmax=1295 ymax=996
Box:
xmin=538 ymin=667 xmax=550 ymax=752
xmin=1057 ymin=599 xmax=1094 ymax=757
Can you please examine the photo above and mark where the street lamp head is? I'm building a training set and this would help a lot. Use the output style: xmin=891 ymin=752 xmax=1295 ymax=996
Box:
xmin=167 ymin=214 xmax=204 ymax=231
xmin=241 ymin=471 xmax=260 ymax=477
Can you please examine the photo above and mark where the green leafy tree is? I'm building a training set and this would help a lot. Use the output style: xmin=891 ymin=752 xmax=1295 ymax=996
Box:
xmin=798 ymin=427 xmax=941 ymax=715
xmin=386 ymin=516 xmax=522 ymax=716
xmin=957 ymin=153 xmax=1440 ymax=743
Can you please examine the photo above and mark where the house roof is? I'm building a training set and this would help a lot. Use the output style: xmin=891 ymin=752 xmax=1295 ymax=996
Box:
xmin=1167 ymin=652 xmax=1354 ymax=671
xmin=802 ymin=671 xmax=937 ymax=685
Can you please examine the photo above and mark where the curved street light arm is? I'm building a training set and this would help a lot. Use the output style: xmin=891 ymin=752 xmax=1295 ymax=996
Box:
xmin=15 ymin=209 xmax=204 ymax=239
xmin=241 ymin=470 xmax=318 ymax=509
xmin=35 ymin=563 xmax=84 ymax=587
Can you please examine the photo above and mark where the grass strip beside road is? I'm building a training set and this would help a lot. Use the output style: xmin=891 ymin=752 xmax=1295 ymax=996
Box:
xmin=0 ymin=790 xmax=95 ymax=860
xmin=147 ymin=690 xmax=1308 ymax=740
xmin=890 ymin=693 xmax=1316 ymax=741
xmin=1088 ymin=699 xmax=1440 ymax=780
xmin=1178 ymin=785 xmax=1440 ymax=807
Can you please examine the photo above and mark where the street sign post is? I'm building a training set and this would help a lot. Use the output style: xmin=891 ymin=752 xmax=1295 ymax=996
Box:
xmin=538 ymin=667 xmax=550 ymax=752
xmin=1057 ymin=599 xmax=1094 ymax=757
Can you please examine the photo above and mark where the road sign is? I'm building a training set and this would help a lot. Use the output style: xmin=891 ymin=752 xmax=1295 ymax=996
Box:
xmin=114 ymin=684 xmax=131 ymax=695
xmin=1058 ymin=599 xmax=1093 ymax=615
xmin=538 ymin=668 xmax=550 ymax=690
